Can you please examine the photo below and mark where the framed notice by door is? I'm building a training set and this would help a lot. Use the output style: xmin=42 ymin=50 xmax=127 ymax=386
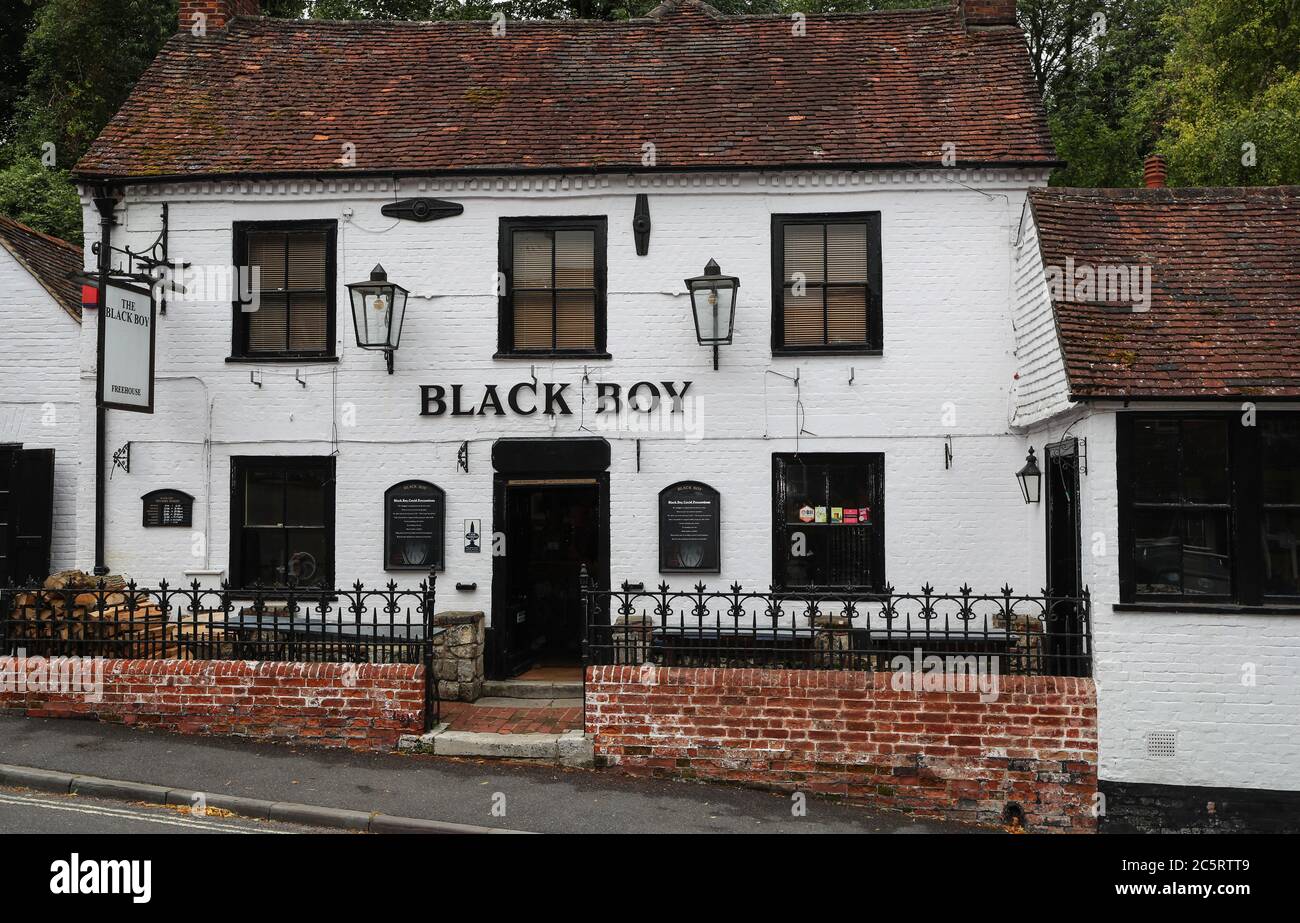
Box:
xmin=384 ymin=480 xmax=445 ymax=571
xmin=97 ymin=280 xmax=156 ymax=413
xmin=659 ymin=480 xmax=721 ymax=573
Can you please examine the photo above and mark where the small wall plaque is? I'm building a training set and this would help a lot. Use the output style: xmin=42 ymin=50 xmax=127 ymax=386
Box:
xmin=142 ymin=489 xmax=194 ymax=528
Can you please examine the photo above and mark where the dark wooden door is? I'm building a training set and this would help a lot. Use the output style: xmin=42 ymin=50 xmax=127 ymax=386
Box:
xmin=1045 ymin=439 xmax=1083 ymax=674
xmin=498 ymin=480 xmax=601 ymax=675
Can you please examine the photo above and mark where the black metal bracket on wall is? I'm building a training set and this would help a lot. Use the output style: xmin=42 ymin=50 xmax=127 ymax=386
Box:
xmin=381 ymin=197 xmax=464 ymax=223
xmin=111 ymin=442 xmax=131 ymax=476
xmin=457 ymin=441 xmax=469 ymax=473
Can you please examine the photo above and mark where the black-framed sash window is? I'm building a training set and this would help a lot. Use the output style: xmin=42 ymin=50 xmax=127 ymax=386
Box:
xmin=498 ymin=217 xmax=607 ymax=357
xmin=1118 ymin=412 xmax=1300 ymax=607
xmin=771 ymin=213 xmax=882 ymax=354
xmin=772 ymin=452 xmax=885 ymax=590
xmin=230 ymin=457 xmax=335 ymax=590
xmin=233 ymin=221 xmax=336 ymax=358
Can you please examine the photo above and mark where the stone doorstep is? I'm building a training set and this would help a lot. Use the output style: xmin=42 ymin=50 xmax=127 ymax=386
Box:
xmin=472 ymin=696 xmax=584 ymax=709
xmin=482 ymin=679 xmax=583 ymax=700
xmin=399 ymin=724 xmax=594 ymax=768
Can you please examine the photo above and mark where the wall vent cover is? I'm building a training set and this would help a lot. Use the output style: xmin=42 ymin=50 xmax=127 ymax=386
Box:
xmin=1145 ymin=729 xmax=1177 ymax=758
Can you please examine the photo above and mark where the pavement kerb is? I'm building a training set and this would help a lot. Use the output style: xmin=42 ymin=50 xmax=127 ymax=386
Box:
xmin=0 ymin=762 xmax=528 ymax=834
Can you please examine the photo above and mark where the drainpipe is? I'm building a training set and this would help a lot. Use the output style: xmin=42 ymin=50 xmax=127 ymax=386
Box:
xmin=92 ymin=190 xmax=118 ymax=576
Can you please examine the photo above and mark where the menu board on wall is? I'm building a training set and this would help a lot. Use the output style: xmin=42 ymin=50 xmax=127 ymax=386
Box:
xmin=384 ymin=480 xmax=445 ymax=571
xmin=659 ymin=481 xmax=721 ymax=573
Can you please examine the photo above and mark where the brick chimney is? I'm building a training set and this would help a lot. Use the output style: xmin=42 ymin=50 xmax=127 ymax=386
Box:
xmin=179 ymin=0 xmax=259 ymax=32
xmin=1143 ymin=154 xmax=1168 ymax=189
xmin=961 ymin=0 xmax=1018 ymax=28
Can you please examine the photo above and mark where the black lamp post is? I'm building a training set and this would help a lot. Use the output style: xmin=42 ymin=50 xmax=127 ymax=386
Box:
xmin=1017 ymin=447 xmax=1042 ymax=504
xmin=347 ymin=264 xmax=408 ymax=374
xmin=685 ymin=258 xmax=738 ymax=370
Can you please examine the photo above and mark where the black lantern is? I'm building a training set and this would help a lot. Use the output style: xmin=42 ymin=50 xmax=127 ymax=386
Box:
xmin=685 ymin=258 xmax=738 ymax=370
xmin=1016 ymin=447 xmax=1042 ymax=504
xmin=347 ymin=264 xmax=408 ymax=374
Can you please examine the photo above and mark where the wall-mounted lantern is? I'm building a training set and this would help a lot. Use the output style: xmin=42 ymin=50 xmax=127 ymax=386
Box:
xmin=347 ymin=264 xmax=408 ymax=374
xmin=1017 ymin=447 xmax=1042 ymax=504
xmin=685 ymin=258 xmax=738 ymax=371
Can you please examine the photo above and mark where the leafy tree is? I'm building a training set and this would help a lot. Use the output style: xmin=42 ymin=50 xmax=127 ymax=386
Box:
xmin=12 ymin=0 xmax=177 ymax=170
xmin=1044 ymin=0 xmax=1172 ymax=187
xmin=1149 ymin=0 xmax=1300 ymax=185
xmin=0 ymin=1 xmax=46 ymax=145
xmin=0 ymin=152 xmax=82 ymax=241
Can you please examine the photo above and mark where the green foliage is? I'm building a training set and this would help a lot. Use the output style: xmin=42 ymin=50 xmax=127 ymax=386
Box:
xmin=1151 ymin=0 xmax=1300 ymax=185
xmin=0 ymin=1 xmax=46 ymax=145
xmin=1043 ymin=0 xmax=1171 ymax=186
xmin=13 ymin=0 xmax=177 ymax=170
xmin=0 ymin=152 xmax=83 ymax=242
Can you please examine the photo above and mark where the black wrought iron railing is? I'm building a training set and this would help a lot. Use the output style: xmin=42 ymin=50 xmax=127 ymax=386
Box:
xmin=0 ymin=574 xmax=443 ymax=728
xmin=580 ymin=568 xmax=1091 ymax=678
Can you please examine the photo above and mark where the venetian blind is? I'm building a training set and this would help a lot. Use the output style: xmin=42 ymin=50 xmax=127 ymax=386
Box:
xmin=781 ymin=220 xmax=871 ymax=347
xmin=244 ymin=230 xmax=329 ymax=354
xmin=510 ymin=228 xmax=596 ymax=351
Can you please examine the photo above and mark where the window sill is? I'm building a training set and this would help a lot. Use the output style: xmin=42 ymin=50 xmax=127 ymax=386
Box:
xmin=1113 ymin=602 xmax=1300 ymax=616
xmin=226 ymin=355 xmax=339 ymax=364
xmin=493 ymin=351 xmax=612 ymax=360
xmin=771 ymin=347 xmax=883 ymax=358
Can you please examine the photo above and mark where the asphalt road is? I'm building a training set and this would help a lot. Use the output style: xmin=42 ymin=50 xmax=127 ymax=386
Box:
xmin=0 ymin=786 xmax=327 ymax=834
xmin=0 ymin=717 xmax=982 ymax=834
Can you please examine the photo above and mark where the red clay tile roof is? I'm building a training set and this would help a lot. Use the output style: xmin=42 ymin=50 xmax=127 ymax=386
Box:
xmin=0 ymin=215 xmax=84 ymax=322
xmin=1028 ymin=186 xmax=1300 ymax=399
xmin=74 ymin=2 xmax=1055 ymax=181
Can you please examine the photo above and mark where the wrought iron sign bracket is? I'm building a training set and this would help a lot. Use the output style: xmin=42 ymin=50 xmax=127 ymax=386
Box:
xmin=457 ymin=441 xmax=469 ymax=473
xmin=89 ymin=204 xmax=188 ymax=314
xmin=111 ymin=442 xmax=131 ymax=476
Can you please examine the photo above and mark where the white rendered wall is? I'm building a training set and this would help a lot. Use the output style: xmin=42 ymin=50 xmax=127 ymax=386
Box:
xmin=0 ymin=245 xmax=82 ymax=571
xmin=1026 ymin=405 xmax=1300 ymax=794
xmin=75 ymin=169 xmax=1048 ymax=611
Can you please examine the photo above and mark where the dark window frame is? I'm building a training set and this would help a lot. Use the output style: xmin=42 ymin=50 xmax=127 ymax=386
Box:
xmin=770 ymin=212 xmax=883 ymax=356
xmin=229 ymin=456 xmax=336 ymax=592
xmin=496 ymin=216 xmax=609 ymax=359
xmin=231 ymin=220 xmax=338 ymax=361
xmin=1117 ymin=411 xmax=1300 ymax=609
xmin=771 ymin=452 xmax=886 ymax=593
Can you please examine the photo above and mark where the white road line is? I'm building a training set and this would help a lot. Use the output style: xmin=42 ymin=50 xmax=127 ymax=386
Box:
xmin=0 ymin=792 xmax=294 ymax=833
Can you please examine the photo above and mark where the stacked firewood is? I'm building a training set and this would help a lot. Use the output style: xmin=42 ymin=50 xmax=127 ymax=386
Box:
xmin=4 ymin=570 xmax=222 ymax=660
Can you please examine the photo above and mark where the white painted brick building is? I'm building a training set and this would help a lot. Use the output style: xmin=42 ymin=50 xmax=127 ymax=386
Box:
xmin=0 ymin=216 xmax=83 ymax=581
xmin=5 ymin=0 xmax=1288 ymax=831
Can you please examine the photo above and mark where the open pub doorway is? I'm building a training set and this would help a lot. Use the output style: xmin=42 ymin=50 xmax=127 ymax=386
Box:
xmin=489 ymin=438 xmax=610 ymax=680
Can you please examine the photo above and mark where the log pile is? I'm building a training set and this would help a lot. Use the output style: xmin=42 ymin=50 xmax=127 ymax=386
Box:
xmin=3 ymin=570 xmax=225 ymax=660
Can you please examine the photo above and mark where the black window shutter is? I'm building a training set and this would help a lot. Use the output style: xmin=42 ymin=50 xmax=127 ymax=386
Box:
xmin=12 ymin=448 xmax=54 ymax=584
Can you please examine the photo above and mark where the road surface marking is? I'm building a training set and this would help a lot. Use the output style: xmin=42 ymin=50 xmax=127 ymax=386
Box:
xmin=0 ymin=791 xmax=294 ymax=833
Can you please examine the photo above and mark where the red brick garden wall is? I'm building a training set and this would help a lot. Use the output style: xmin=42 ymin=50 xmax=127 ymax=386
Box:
xmin=586 ymin=665 xmax=1098 ymax=832
xmin=0 ymin=657 xmax=424 ymax=751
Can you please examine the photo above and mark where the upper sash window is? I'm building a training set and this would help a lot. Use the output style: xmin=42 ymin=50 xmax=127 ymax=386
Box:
xmin=772 ymin=213 xmax=882 ymax=354
xmin=498 ymin=217 xmax=608 ymax=357
xmin=233 ymin=221 xmax=337 ymax=358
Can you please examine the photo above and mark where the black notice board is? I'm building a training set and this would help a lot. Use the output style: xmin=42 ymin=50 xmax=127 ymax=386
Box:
xmin=141 ymin=489 xmax=194 ymax=528
xmin=659 ymin=481 xmax=721 ymax=573
xmin=384 ymin=480 xmax=445 ymax=571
